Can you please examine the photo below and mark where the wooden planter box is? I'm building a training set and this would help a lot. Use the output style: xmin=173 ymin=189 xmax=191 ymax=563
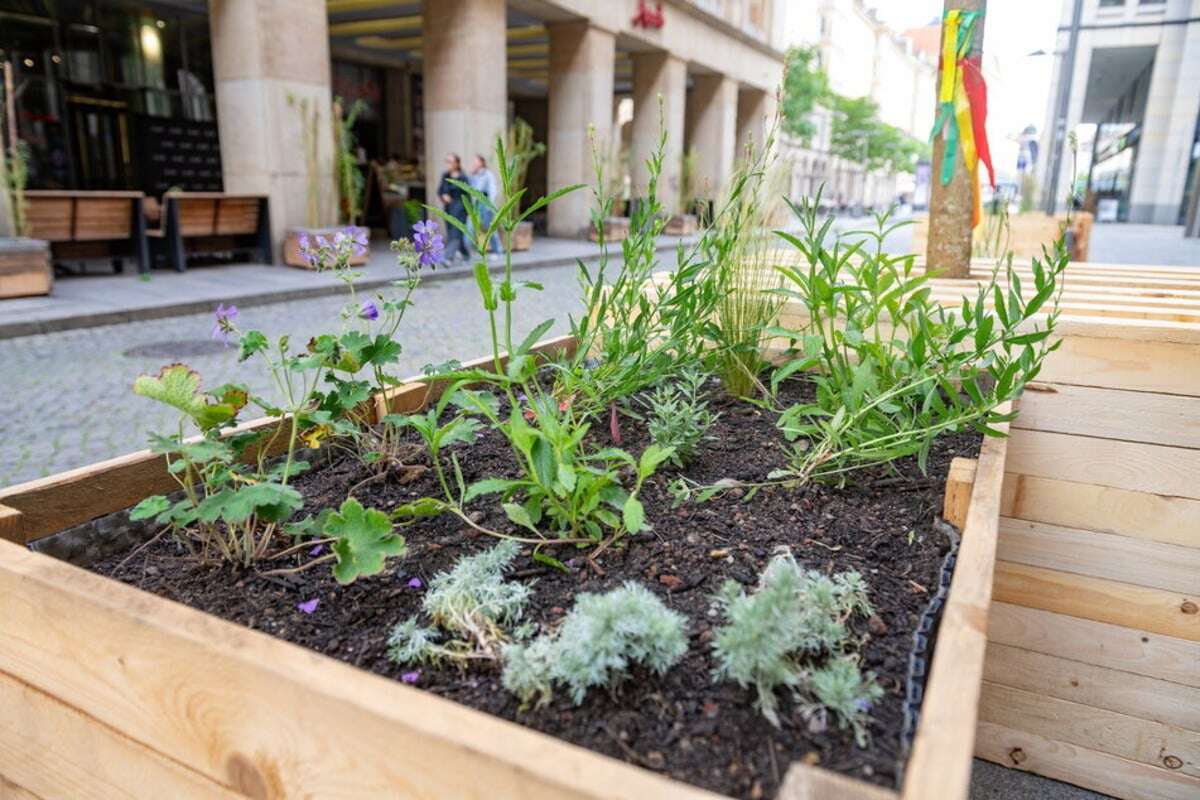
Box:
xmin=588 ymin=216 xmax=631 ymax=243
xmin=511 ymin=220 xmax=534 ymax=251
xmin=911 ymin=213 xmax=1094 ymax=262
xmin=0 ymin=238 xmax=52 ymax=298
xmin=0 ymin=334 xmax=1010 ymax=800
xmin=283 ymin=226 xmax=371 ymax=269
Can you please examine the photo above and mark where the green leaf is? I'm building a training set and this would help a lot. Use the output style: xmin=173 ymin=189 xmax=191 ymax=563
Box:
xmin=222 ymin=482 xmax=304 ymax=524
xmin=532 ymin=550 xmax=568 ymax=572
xmin=324 ymin=498 xmax=407 ymax=585
xmin=238 ymin=330 xmax=268 ymax=362
xmin=515 ymin=319 xmax=555 ymax=355
xmin=503 ymin=502 xmax=540 ymax=534
xmin=622 ymin=495 xmax=646 ymax=533
xmin=130 ymin=495 xmax=171 ymax=522
xmin=637 ymin=444 xmax=674 ymax=481
xmin=463 ymin=477 xmax=522 ymax=502
xmin=530 ymin=437 xmax=557 ymax=488
xmin=474 ymin=262 xmax=497 ymax=310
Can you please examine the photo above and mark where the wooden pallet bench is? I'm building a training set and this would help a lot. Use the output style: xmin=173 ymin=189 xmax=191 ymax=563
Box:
xmin=25 ymin=190 xmax=149 ymax=274
xmin=149 ymin=192 xmax=271 ymax=271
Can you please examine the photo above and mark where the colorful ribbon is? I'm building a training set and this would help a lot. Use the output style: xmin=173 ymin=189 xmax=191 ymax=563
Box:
xmin=929 ymin=9 xmax=995 ymax=227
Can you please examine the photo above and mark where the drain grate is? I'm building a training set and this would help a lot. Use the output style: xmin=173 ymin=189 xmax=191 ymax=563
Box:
xmin=123 ymin=340 xmax=229 ymax=358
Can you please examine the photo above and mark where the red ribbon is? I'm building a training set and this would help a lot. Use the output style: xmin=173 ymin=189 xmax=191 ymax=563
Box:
xmin=961 ymin=57 xmax=995 ymax=189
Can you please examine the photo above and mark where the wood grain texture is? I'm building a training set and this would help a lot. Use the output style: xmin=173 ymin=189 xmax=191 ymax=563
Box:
xmin=901 ymin=418 xmax=1009 ymax=800
xmin=979 ymin=682 xmax=1200 ymax=777
xmin=1000 ymin=474 xmax=1200 ymax=548
xmin=1036 ymin=334 xmax=1200 ymax=393
xmin=997 ymin=518 xmax=1200 ymax=594
xmin=1013 ymin=384 xmax=1200 ymax=449
xmin=983 ymin=643 xmax=1200 ymax=732
xmin=0 ymin=774 xmax=45 ymax=800
xmin=1005 ymin=429 xmax=1200 ymax=500
xmin=987 ymin=602 xmax=1200 ymax=687
xmin=0 ymin=539 xmax=721 ymax=800
xmin=975 ymin=721 xmax=1200 ymax=800
xmin=942 ymin=457 xmax=976 ymax=530
xmin=778 ymin=763 xmax=897 ymax=800
xmin=0 ymin=670 xmax=239 ymax=799
xmin=993 ymin=561 xmax=1199 ymax=641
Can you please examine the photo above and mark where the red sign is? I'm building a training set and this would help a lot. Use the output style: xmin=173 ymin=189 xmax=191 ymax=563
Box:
xmin=632 ymin=1 xmax=664 ymax=29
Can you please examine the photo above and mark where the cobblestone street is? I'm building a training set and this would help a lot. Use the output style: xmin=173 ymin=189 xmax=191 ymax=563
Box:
xmin=0 ymin=263 xmax=584 ymax=486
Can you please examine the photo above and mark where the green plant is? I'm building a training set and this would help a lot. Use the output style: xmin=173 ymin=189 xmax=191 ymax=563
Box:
xmin=387 ymin=540 xmax=531 ymax=664
xmin=322 ymin=497 xmax=406 ymax=584
xmin=637 ymin=369 xmax=718 ymax=467
xmin=333 ymin=97 xmax=366 ymax=226
xmin=702 ymin=120 xmax=787 ymax=397
xmin=806 ymin=656 xmax=883 ymax=747
xmin=710 ymin=551 xmax=876 ymax=738
xmin=780 ymin=46 xmax=830 ymax=145
xmin=501 ymin=582 xmax=687 ymax=707
xmin=384 ymin=384 xmax=489 ymax=502
xmin=4 ymin=140 xmax=30 ymax=237
xmin=288 ymin=93 xmax=323 ymax=228
xmin=505 ymin=117 xmax=546 ymax=204
xmin=763 ymin=197 xmax=1065 ymax=486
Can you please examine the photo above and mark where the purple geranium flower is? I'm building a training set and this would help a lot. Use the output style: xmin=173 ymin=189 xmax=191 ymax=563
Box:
xmin=347 ymin=226 xmax=369 ymax=257
xmin=412 ymin=220 xmax=445 ymax=268
xmin=296 ymin=598 xmax=320 ymax=614
xmin=360 ymin=300 xmax=380 ymax=321
xmin=309 ymin=543 xmax=325 ymax=557
xmin=407 ymin=576 xmax=423 ymax=589
xmin=211 ymin=303 xmax=239 ymax=346
xmin=401 ymin=670 xmax=421 ymax=684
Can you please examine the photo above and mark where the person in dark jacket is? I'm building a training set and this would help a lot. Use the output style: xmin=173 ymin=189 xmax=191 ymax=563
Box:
xmin=438 ymin=153 xmax=471 ymax=263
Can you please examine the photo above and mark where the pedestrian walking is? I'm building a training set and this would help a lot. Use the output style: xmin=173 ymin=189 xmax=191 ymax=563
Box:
xmin=437 ymin=153 xmax=471 ymax=263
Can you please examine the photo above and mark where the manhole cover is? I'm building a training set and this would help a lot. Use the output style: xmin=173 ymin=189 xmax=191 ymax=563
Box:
xmin=124 ymin=340 xmax=229 ymax=358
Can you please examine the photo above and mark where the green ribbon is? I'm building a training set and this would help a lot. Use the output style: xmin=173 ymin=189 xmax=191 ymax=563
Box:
xmin=930 ymin=10 xmax=982 ymax=186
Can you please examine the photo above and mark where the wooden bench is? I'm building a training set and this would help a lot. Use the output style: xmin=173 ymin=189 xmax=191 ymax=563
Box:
xmin=24 ymin=190 xmax=149 ymax=274
xmin=149 ymin=193 xmax=271 ymax=271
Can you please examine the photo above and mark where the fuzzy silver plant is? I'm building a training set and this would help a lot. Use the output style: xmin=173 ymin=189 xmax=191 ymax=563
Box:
xmin=805 ymin=656 xmax=884 ymax=747
xmin=501 ymin=581 xmax=688 ymax=707
xmin=710 ymin=551 xmax=877 ymax=733
xmin=387 ymin=540 xmax=530 ymax=665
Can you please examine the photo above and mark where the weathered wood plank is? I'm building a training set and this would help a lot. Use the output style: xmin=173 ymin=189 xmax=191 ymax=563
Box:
xmin=0 ymin=669 xmax=239 ymax=799
xmin=978 ymin=682 xmax=1200 ymax=777
xmin=1036 ymin=335 xmax=1200 ymax=393
xmin=987 ymin=602 xmax=1200 ymax=687
xmin=975 ymin=720 xmax=1200 ymax=800
xmin=901 ymin=421 xmax=1009 ymax=800
xmin=942 ymin=457 xmax=976 ymax=530
xmin=0 ymin=774 xmax=45 ymax=800
xmin=1012 ymin=384 xmax=1200 ymax=449
xmin=1005 ymin=429 xmax=1200 ymax=500
xmin=0 ymin=505 xmax=21 ymax=545
xmin=778 ymin=763 xmax=896 ymax=800
xmin=983 ymin=642 xmax=1200 ymax=732
xmin=997 ymin=518 xmax=1200 ymax=595
xmin=1000 ymin=474 xmax=1200 ymax=548
xmin=993 ymin=561 xmax=1199 ymax=641
xmin=0 ymin=540 xmax=720 ymax=800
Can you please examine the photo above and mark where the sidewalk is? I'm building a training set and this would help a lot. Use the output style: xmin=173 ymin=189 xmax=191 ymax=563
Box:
xmin=0 ymin=233 xmax=696 ymax=340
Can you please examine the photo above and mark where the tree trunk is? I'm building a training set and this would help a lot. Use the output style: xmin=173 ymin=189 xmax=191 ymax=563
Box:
xmin=926 ymin=0 xmax=986 ymax=278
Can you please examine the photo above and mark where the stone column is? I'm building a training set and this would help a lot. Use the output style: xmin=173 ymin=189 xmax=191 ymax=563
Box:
xmin=736 ymin=87 xmax=770 ymax=162
xmin=423 ymin=0 xmax=507 ymax=218
xmin=547 ymin=21 xmax=615 ymax=238
xmin=632 ymin=51 xmax=686 ymax=215
xmin=210 ymin=0 xmax=333 ymax=259
xmin=688 ymin=74 xmax=738 ymax=202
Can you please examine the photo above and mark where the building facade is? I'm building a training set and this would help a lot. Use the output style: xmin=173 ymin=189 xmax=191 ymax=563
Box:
xmin=1 ymin=0 xmax=784 ymax=249
xmin=1038 ymin=0 xmax=1200 ymax=224
xmin=777 ymin=0 xmax=936 ymax=211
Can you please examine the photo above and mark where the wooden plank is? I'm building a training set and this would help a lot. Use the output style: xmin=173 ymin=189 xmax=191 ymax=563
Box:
xmin=778 ymin=763 xmax=896 ymax=800
xmin=994 ymin=561 xmax=1199 ymax=641
xmin=0 ymin=505 xmax=20 ymax=544
xmin=942 ymin=457 xmax=975 ymax=530
xmin=978 ymin=682 xmax=1200 ymax=777
xmin=1038 ymin=334 xmax=1200 ymax=393
xmin=987 ymin=602 xmax=1200 ymax=687
xmin=73 ymin=197 xmax=134 ymax=240
xmin=975 ymin=721 xmax=1200 ymax=800
xmin=0 ymin=540 xmax=720 ymax=800
xmin=1012 ymin=383 xmax=1200 ymax=448
xmin=1005 ymin=429 xmax=1200 ymax=500
xmin=0 ymin=669 xmax=240 ymax=799
xmin=0 ymin=774 xmax=45 ymax=800
xmin=1000 ymin=474 xmax=1200 ymax=548
xmin=997 ymin=518 xmax=1200 ymax=594
xmin=983 ymin=643 xmax=1200 ymax=732
xmin=901 ymin=419 xmax=1009 ymax=800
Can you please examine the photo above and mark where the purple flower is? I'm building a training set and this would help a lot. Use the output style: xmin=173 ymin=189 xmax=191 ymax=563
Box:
xmin=412 ymin=220 xmax=445 ymax=268
xmin=359 ymin=300 xmax=380 ymax=321
xmin=407 ymin=576 xmax=423 ymax=589
xmin=401 ymin=670 xmax=421 ymax=684
xmin=854 ymin=697 xmax=873 ymax=712
xmin=211 ymin=303 xmax=239 ymax=346
xmin=296 ymin=598 xmax=320 ymax=614
xmin=309 ymin=543 xmax=325 ymax=557
xmin=348 ymin=226 xmax=369 ymax=257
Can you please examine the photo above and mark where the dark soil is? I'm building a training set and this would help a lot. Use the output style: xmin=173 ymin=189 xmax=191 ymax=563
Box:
xmin=91 ymin=380 xmax=980 ymax=799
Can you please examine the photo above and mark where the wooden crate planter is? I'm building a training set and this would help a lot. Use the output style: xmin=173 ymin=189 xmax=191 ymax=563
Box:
xmin=284 ymin=226 xmax=371 ymax=269
xmin=588 ymin=216 xmax=631 ymax=243
xmin=511 ymin=220 xmax=534 ymax=251
xmin=0 ymin=331 xmax=1010 ymax=800
xmin=0 ymin=238 xmax=52 ymax=298
xmin=911 ymin=213 xmax=1093 ymax=262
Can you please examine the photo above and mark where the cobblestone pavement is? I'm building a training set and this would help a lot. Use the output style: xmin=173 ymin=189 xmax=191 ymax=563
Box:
xmin=0 ymin=263 xmax=584 ymax=487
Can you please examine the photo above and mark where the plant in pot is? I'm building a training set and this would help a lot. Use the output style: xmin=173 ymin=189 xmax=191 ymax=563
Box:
xmin=0 ymin=123 xmax=51 ymax=299
xmin=665 ymin=147 xmax=700 ymax=236
xmin=505 ymin=117 xmax=545 ymax=251
xmin=283 ymin=95 xmax=371 ymax=270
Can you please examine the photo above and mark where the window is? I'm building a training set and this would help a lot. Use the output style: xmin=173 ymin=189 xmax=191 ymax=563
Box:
xmin=1098 ymin=0 xmax=1125 ymax=7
